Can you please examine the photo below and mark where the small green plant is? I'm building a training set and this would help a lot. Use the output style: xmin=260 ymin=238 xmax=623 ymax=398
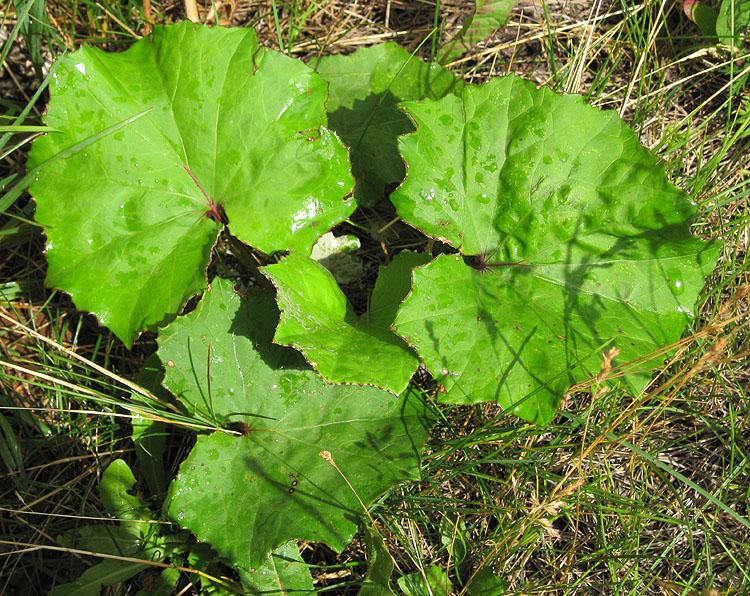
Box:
xmin=684 ymin=0 xmax=750 ymax=46
xmin=27 ymin=22 xmax=719 ymax=589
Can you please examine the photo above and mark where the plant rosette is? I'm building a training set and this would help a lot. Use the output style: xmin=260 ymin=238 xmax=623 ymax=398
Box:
xmin=29 ymin=22 xmax=719 ymax=577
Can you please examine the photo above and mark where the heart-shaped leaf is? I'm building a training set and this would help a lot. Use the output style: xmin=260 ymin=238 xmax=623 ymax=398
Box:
xmin=29 ymin=23 xmax=353 ymax=345
xmin=391 ymin=76 xmax=719 ymax=422
xmin=161 ymin=278 xmax=435 ymax=569
xmin=314 ymin=43 xmax=463 ymax=206
xmin=262 ymin=252 xmax=420 ymax=394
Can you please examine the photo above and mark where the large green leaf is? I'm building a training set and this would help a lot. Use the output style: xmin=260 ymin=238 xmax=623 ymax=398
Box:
xmin=161 ymin=278 xmax=435 ymax=570
xmin=262 ymin=251 xmax=420 ymax=394
xmin=29 ymin=23 xmax=354 ymax=345
xmin=314 ymin=43 xmax=463 ymax=206
xmin=391 ymin=76 xmax=719 ymax=422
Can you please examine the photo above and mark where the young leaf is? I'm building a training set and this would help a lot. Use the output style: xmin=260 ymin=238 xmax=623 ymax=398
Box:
xmin=684 ymin=1 xmax=719 ymax=38
xmin=391 ymin=76 xmax=719 ymax=422
xmin=262 ymin=251 xmax=420 ymax=394
xmin=131 ymin=415 xmax=168 ymax=498
xmin=131 ymin=354 xmax=172 ymax=497
xmin=160 ymin=279 xmax=435 ymax=570
xmin=397 ymin=566 xmax=453 ymax=596
xmin=466 ymin=568 xmax=509 ymax=596
xmin=314 ymin=43 xmax=463 ymax=206
xmin=28 ymin=23 xmax=353 ymax=345
xmin=99 ymin=459 xmax=153 ymax=532
xmin=360 ymin=525 xmax=397 ymax=596
xmin=438 ymin=514 xmax=468 ymax=566
xmin=50 ymin=460 xmax=167 ymax=595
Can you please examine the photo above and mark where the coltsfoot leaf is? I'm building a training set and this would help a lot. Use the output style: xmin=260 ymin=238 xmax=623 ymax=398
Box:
xmin=314 ymin=43 xmax=463 ymax=205
xmin=29 ymin=23 xmax=353 ymax=345
xmin=391 ymin=76 xmax=719 ymax=422
xmin=161 ymin=279 xmax=435 ymax=569
xmin=262 ymin=252 xmax=420 ymax=394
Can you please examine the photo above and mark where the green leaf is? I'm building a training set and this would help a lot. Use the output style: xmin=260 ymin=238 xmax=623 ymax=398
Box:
xmin=29 ymin=23 xmax=354 ymax=345
xmin=50 ymin=520 xmax=165 ymax=596
xmin=397 ymin=566 xmax=453 ymax=596
xmin=314 ymin=43 xmax=463 ymax=206
xmin=49 ymin=559 xmax=148 ymax=596
xmin=1 ymin=108 xmax=151 ymax=216
xmin=391 ymin=76 xmax=719 ymax=422
xmin=466 ymin=568 xmax=509 ymax=596
xmin=57 ymin=524 xmax=143 ymax=556
xmin=367 ymin=251 xmax=433 ymax=330
xmin=99 ymin=459 xmax=153 ymax=535
xmin=684 ymin=1 xmax=719 ymax=38
xmin=438 ymin=515 xmax=468 ymax=566
xmin=50 ymin=523 xmax=174 ymax=596
xmin=131 ymin=415 xmax=168 ymax=497
xmin=360 ymin=525 xmax=396 ymax=596
xmin=717 ymin=0 xmax=750 ymax=45
xmin=440 ymin=1 xmax=517 ymax=64
xmin=241 ymin=541 xmax=315 ymax=596
xmin=262 ymin=252 xmax=420 ymax=394
xmin=161 ymin=278 xmax=435 ymax=569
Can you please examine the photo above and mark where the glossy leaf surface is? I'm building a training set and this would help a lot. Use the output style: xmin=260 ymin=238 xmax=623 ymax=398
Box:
xmin=29 ymin=23 xmax=353 ymax=345
xmin=161 ymin=279 xmax=435 ymax=569
xmin=392 ymin=76 xmax=719 ymax=422
xmin=314 ymin=43 xmax=462 ymax=205
xmin=262 ymin=252 xmax=420 ymax=394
